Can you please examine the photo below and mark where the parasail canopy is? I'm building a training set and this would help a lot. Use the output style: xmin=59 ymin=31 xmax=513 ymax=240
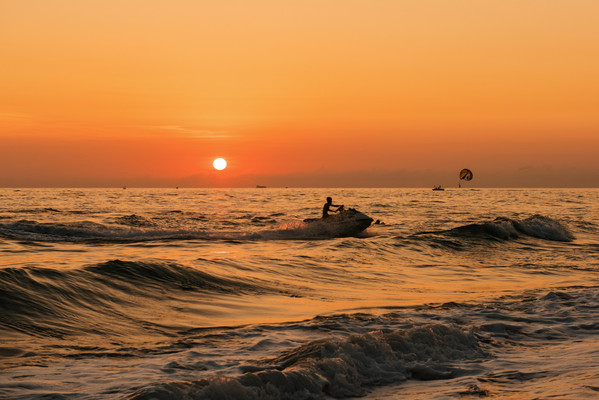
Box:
xmin=459 ymin=168 xmax=473 ymax=181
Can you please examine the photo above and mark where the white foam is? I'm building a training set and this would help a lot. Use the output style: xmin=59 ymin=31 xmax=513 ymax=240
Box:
xmin=514 ymin=215 xmax=575 ymax=242
xmin=127 ymin=325 xmax=484 ymax=399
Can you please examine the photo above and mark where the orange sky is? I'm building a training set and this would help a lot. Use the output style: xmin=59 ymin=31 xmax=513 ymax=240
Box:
xmin=1 ymin=0 xmax=598 ymax=187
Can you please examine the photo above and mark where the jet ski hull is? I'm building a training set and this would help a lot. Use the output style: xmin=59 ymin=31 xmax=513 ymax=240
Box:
xmin=304 ymin=208 xmax=373 ymax=237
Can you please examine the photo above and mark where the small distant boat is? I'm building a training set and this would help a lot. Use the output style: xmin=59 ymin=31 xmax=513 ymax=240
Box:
xmin=256 ymin=185 xmax=267 ymax=188
xmin=432 ymin=185 xmax=444 ymax=191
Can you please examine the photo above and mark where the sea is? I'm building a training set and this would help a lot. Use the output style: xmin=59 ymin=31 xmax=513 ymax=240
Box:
xmin=0 ymin=188 xmax=598 ymax=399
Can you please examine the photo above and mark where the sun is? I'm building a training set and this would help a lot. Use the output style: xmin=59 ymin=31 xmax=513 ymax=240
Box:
xmin=213 ymin=158 xmax=227 ymax=170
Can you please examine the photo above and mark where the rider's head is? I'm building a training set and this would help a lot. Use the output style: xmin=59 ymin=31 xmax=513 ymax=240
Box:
xmin=326 ymin=197 xmax=332 ymax=203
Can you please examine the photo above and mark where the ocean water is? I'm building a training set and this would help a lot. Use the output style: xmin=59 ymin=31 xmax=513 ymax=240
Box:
xmin=0 ymin=188 xmax=598 ymax=399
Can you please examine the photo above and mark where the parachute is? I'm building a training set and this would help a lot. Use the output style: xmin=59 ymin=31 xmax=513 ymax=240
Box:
xmin=459 ymin=168 xmax=473 ymax=181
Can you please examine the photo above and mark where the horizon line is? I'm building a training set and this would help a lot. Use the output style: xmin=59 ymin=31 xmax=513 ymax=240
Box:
xmin=2 ymin=186 xmax=597 ymax=190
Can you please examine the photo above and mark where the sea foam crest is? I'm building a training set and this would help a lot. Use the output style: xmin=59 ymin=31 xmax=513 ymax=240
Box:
xmin=512 ymin=214 xmax=575 ymax=242
xmin=0 ymin=220 xmax=207 ymax=242
xmin=128 ymin=325 xmax=485 ymax=399
xmin=446 ymin=215 xmax=574 ymax=242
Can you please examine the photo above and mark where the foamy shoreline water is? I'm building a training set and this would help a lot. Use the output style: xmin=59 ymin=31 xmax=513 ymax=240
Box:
xmin=1 ymin=188 xmax=598 ymax=399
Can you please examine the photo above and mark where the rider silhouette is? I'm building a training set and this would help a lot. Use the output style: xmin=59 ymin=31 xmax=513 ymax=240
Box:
xmin=322 ymin=197 xmax=341 ymax=218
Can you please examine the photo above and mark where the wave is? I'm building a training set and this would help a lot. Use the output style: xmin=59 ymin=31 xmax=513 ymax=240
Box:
xmin=0 ymin=260 xmax=274 ymax=337
xmin=0 ymin=220 xmax=209 ymax=243
xmin=5 ymin=207 xmax=92 ymax=215
xmin=84 ymin=259 xmax=268 ymax=294
xmin=127 ymin=324 xmax=486 ymax=399
xmin=416 ymin=215 xmax=575 ymax=243
xmin=126 ymin=287 xmax=597 ymax=400
xmin=0 ymin=218 xmax=370 ymax=243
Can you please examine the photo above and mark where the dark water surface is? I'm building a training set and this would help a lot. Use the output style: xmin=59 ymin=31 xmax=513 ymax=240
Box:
xmin=1 ymin=188 xmax=598 ymax=399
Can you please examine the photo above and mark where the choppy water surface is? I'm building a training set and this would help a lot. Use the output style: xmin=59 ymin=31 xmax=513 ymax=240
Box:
xmin=1 ymin=188 xmax=598 ymax=399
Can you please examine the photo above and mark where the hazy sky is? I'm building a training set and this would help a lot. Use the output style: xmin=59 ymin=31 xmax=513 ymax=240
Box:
xmin=1 ymin=0 xmax=598 ymax=187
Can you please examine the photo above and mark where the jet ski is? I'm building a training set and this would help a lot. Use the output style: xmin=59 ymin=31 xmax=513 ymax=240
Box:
xmin=304 ymin=206 xmax=374 ymax=237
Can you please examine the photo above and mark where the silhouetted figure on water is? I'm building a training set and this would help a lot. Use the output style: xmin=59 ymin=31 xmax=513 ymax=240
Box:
xmin=322 ymin=197 xmax=342 ymax=219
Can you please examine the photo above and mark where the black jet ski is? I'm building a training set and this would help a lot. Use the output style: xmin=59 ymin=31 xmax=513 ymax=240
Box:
xmin=304 ymin=206 xmax=373 ymax=236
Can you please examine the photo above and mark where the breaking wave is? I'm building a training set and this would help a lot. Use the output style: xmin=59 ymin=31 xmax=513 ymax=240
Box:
xmin=419 ymin=215 xmax=575 ymax=242
xmin=124 ymin=287 xmax=598 ymax=399
xmin=127 ymin=325 xmax=485 ymax=399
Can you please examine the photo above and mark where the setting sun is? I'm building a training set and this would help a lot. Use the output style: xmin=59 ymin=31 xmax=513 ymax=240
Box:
xmin=213 ymin=158 xmax=227 ymax=171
